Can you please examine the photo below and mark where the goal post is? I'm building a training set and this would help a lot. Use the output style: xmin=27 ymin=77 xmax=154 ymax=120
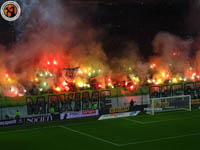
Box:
xmin=146 ymin=95 xmax=191 ymax=115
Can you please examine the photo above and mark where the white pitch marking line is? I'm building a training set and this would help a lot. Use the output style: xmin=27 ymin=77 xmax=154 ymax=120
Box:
xmin=59 ymin=125 xmax=120 ymax=147
xmin=143 ymin=115 xmax=200 ymax=124
xmin=0 ymin=126 xmax=58 ymax=135
xmin=142 ymin=118 xmax=185 ymax=124
xmin=122 ymin=118 xmax=145 ymax=124
xmin=119 ymin=132 xmax=200 ymax=146
xmin=123 ymin=115 xmax=200 ymax=124
xmin=0 ymin=121 xmax=98 ymax=135
xmin=66 ymin=121 xmax=97 ymax=127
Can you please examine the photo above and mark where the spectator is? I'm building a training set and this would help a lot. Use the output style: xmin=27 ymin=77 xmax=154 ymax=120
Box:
xmin=15 ymin=110 xmax=20 ymax=124
xmin=93 ymin=103 xmax=98 ymax=110
xmin=50 ymin=107 xmax=55 ymax=120
xmin=130 ymin=100 xmax=135 ymax=111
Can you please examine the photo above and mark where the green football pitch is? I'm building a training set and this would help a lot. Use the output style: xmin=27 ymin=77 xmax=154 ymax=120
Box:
xmin=0 ymin=110 xmax=200 ymax=150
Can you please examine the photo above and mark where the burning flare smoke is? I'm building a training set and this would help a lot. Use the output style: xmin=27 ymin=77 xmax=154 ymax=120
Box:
xmin=0 ymin=0 xmax=199 ymax=97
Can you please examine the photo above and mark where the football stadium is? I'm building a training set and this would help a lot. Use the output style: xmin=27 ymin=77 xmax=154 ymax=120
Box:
xmin=0 ymin=0 xmax=200 ymax=149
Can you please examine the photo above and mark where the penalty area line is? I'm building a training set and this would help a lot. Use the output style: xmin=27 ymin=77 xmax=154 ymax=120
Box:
xmin=119 ymin=132 xmax=200 ymax=146
xmin=59 ymin=125 xmax=120 ymax=147
xmin=123 ymin=115 xmax=200 ymax=124
xmin=122 ymin=118 xmax=145 ymax=124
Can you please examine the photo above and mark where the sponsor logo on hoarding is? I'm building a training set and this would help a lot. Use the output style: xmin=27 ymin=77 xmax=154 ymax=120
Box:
xmin=144 ymin=108 xmax=163 ymax=112
xmin=60 ymin=110 xmax=99 ymax=120
xmin=109 ymin=106 xmax=130 ymax=114
xmin=192 ymin=99 xmax=200 ymax=105
xmin=82 ymin=110 xmax=97 ymax=115
xmin=0 ymin=115 xmax=52 ymax=126
xmin=0 ymin=119 xmax=16 ymax=126
xmin=25 ymin=116 xmax=52 ymax=124
xmin=98 ymin=111 xmax=140 ymax=120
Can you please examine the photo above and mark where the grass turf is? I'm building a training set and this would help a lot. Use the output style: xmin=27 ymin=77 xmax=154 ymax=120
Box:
xmin=0 ymin=110 xmax=200 ymax=150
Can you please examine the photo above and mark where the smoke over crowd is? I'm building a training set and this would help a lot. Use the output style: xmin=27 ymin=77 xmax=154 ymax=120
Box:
xmin=0 ymin=0 xmax=200 ymax=97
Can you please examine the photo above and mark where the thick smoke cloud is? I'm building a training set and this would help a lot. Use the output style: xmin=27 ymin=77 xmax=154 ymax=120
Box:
xmin=0 ymin=0 xmax=200 ymax=96
xmin=0 ymin=0 xmax=110 ymax=96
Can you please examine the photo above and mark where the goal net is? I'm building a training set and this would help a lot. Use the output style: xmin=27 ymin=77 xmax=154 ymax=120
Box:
xmin=146 ymin=95 xmax=191 ymax=115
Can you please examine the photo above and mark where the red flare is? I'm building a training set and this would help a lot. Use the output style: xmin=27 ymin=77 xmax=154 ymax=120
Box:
xmin=62 ymin=81 xmax=68 ymax=86
xmin=172 ymin=52 xmax=177 ymax=56
xmin=55 ymin=87 xmax=61 ymax=92
xmin=53 ymin=60 xmax=57 ymax=65
xmin=97 ymin=83 xmax=102 ymax=89
xmin=5 ymin=74 xmax=9 ymax=78
xmin=65 ymin=86 xmax=70 ymax=91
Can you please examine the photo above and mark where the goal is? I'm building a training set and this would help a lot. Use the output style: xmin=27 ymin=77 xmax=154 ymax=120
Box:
xmin=146 ymin=95 xmax=191 ymax=115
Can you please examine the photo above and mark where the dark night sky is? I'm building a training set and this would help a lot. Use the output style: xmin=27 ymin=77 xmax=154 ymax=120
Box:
xmin=0 ymin=0 xmax=195 ymax=59
xmin=93 ymin=2 xmax=190 ymax=59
